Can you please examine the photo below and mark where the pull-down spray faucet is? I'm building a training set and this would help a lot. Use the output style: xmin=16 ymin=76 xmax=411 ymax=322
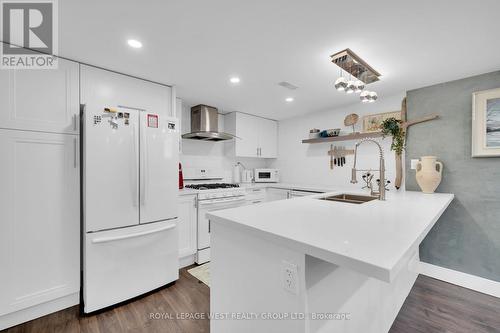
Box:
xmin=351 ymin=138 xmax=386 ymax=200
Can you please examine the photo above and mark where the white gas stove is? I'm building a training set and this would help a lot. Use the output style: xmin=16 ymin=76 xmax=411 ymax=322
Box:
xmin=183 ymin=169 xmax=248 ymax=263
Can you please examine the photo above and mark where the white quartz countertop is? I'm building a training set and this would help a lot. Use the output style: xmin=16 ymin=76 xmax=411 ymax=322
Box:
xmin=207 ymin=190 xmax=454 ymax=282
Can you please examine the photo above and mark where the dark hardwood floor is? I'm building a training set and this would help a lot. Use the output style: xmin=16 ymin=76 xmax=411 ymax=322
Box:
xmin=3 ymin=270 xmax=499 ymax=333
xmin=390 ymin=275 xmax=500 ymax=333
xmin=3 ymin=267 xmax=210 ymax=333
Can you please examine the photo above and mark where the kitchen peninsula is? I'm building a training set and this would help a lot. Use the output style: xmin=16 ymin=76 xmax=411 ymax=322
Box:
xmin=208 ymin=190 xmax=454 ymax=333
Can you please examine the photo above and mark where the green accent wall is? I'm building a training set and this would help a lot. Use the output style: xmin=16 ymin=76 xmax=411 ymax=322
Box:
xmin=406 ymin=71 xmax=500 ymax=282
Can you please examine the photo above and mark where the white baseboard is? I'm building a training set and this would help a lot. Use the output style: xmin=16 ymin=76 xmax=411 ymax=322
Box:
xmin=418 ymin=261 xmax=500 ymax=298
xmin=179 ymin=254 xmax=196 ymax=268
xmin=0 ymin=292 xmax=79 ymax=331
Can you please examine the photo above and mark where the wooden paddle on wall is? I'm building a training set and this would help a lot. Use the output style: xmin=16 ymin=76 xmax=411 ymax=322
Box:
xmin=393 ymin=97 xmax=439 ymax=189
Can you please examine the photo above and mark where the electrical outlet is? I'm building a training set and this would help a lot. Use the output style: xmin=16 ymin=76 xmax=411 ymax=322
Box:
xmin=410 ymin=159 xmax=419 ymax=170
xmin=281 ymin=261 xmax=299 ymax=295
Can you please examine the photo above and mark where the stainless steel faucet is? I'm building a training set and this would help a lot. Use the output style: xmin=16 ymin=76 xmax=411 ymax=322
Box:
xmin=350 ymin=138 xmax=386 ymax=200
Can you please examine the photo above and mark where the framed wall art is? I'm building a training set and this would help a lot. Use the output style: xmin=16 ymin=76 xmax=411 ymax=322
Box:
xmin=472 ymin=88 xmax=500 ymax=157
xmin=362 ymin=111 xmax=401 ymax=133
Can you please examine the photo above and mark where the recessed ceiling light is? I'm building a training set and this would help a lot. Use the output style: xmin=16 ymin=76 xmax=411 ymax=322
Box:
xmin=285 ymin=97 xmax=294 ymax=102
xmin=127 ymin=39 xmax=142 ymax=48
xmin=229 ymin=77 xmax=240 ymax=84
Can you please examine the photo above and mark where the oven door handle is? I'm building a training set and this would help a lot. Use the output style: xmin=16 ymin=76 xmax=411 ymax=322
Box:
xmin=198 ymin=197 xmax=246 ymax=206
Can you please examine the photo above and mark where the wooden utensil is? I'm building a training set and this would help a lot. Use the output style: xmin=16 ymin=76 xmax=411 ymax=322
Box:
xmin=344 ymin=113 xmax=359 ymax=134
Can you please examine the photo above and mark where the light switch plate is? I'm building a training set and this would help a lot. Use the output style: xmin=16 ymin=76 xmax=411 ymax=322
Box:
xmin=410 ymin=159 xmax=419 ymax=170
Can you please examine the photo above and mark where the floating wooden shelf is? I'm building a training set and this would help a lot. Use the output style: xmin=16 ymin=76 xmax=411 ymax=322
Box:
xmin=302 ymin=131 xmax=384 ymax=144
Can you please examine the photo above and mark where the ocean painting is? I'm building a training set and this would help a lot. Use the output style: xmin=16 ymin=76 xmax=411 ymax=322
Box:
xmin=486 ymin=98 xmax=500 ymax=147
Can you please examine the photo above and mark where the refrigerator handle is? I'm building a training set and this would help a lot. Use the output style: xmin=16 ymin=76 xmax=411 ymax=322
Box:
xmin=132 ymin=124 xmax=139 ymax=207
xmin=140 ymin=120 xmax=147 ymax=206
xmin=91 ymin=222 xmax=176 ymax=244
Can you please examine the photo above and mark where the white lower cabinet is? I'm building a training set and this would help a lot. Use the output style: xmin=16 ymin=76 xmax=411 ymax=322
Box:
xmin=246 ymin=187 xmax=267 ymax=205
xmin=178 ymin=194 xmax=198 ymax=265
xmin=266 ymin=187 xmax=291 ymax=201
xmin=0 ymin=129 xmax=79 ymax=326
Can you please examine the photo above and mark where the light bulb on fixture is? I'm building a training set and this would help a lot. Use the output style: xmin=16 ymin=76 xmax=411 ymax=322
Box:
xmin=360 ymin=90 xmax=370 ymax=103
xmin=334 ymin=77 xmax=348 ymax=91
xmin=354 ymin=80 xmax=365 ymax=93
xmin=345 ymin=80 xmax=356 ymax=94
xmin=368 ymin=91 xmax=378 ymax=102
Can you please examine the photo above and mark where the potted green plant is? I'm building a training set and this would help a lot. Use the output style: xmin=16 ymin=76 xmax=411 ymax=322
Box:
xmin=380 ymin=117 xmax=405 ymax=189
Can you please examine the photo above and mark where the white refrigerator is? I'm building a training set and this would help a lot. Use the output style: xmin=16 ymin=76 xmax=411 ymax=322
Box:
xmin=82 ymin=105 xmax=179 ymax=313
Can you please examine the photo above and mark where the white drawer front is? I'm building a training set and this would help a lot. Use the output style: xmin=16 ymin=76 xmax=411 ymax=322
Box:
xmin=84 ymin=220 xmax=178 ymax=313
xmin=245 ymin=188 xmax=267 ymax=201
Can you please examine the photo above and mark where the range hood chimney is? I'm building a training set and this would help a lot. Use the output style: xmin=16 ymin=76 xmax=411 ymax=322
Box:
xmin=181 ymin=104 xmax=235 ymax=141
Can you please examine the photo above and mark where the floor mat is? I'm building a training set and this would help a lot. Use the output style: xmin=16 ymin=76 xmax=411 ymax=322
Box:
xmin=187 ymin=263 xmax=210 ymax=287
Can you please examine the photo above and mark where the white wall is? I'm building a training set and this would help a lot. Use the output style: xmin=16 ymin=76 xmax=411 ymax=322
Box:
xmin=270 ymin=93 xmax=406 ymax=189
xmin=179 ymin=104 xmax=270 ymax=181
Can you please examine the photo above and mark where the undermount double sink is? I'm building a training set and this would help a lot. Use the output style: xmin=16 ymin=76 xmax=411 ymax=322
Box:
xmin=319 ymin=193 xmax=378 ymax=204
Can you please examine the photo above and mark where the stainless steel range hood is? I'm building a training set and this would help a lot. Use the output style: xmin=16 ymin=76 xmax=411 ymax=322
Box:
xmin=181 ymin=104 xmax=236 ymax=141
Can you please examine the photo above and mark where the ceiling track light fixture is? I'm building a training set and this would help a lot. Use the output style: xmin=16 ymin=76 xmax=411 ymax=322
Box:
xmin=331 ymin=48 xmax=380 ymax=103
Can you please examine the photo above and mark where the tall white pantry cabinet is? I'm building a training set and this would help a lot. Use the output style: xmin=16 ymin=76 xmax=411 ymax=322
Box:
xmin=0 ymin=58 xmax=81 ymax=330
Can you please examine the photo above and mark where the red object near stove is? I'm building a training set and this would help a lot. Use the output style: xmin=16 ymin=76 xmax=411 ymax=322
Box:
xmin=178 ymin=163 xmax=184 ymax=189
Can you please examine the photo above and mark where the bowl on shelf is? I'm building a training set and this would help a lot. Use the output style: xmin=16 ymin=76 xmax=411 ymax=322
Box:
xmin=320 ymin=128 xmax=341 ymax=137
xmin=309 ymin=128 xmax=321 ymax=139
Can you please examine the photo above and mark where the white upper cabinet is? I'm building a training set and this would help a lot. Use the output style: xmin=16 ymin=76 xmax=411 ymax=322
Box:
xmin=259 ymin=118 xmax=278 ymax=158
xmin=233 ymin=112 xmax=260 ymax=157
xmin=80 ymin=65 xmax=172 ymax=118
xmin=225 ymin=112 xmax=278 ymax=158
xmin=0 ymin=58 xmax=79 ymax=134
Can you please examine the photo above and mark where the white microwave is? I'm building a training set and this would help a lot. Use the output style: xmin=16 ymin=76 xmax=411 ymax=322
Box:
xmin=254 ymin=169 xmax=280 ymax=183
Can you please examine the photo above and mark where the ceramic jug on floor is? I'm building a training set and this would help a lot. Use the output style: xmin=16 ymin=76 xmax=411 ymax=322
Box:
xmin=416 ymin=156 xmax=443 ymax=193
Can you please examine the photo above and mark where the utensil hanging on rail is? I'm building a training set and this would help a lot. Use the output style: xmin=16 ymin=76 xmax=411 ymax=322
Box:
xmin=328 ymin=146 xmax=354 ymax=168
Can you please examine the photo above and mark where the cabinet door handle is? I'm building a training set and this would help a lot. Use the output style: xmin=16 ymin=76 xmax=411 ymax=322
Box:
xmin=73 ymin=138 xmax=78 ymax=168
xmin=256 ymin=147 xmax=259 ymax=156
xmin=73 ymin=114 xmax=78 ymax=131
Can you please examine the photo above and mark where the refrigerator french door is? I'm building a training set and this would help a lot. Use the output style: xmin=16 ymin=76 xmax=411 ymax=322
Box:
xmin=83 ymin=106 xmax=179 ymax=313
